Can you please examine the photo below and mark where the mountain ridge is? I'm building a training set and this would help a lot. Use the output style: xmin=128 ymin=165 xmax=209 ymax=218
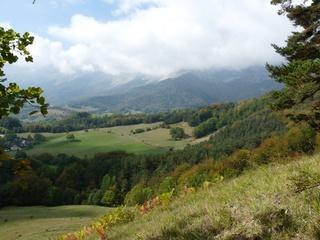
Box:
xmin=6 ymin=65 xmax=282 ymax=112
xmin=70 ymin=66 xmax=283 ymax=113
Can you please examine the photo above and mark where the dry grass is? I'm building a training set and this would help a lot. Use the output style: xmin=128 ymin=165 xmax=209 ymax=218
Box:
xmin=3 ymin=155 xmax=319 ymax=240
xmin=106 ymin=155 xmax=320 ymax=239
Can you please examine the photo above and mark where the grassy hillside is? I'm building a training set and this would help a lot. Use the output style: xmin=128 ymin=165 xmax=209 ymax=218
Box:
xmin=98 ymin=155 xmax=320 ymax=239
xmin=0 ymin=205 xmax=111 ymax=240
xmin=2 ymin=155 xmax=319 ymax=240
xmin=22 ymin=129 xmax=164 ymax=157
xmin=16 ymin=122 xmax=202 ymax=157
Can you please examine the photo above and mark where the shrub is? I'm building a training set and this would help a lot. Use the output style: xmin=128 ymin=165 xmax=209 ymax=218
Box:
xmin=124 ymin=185 xmax=153 ymax=206
xmin=170 ymin=127 xmax=185 ymax=140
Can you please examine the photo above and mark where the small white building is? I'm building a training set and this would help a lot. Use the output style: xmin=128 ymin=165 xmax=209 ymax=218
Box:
xmin=11 ymin=145 xmax=22 ymax=151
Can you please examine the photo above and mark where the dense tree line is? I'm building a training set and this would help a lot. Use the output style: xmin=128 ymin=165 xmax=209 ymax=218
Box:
xmin=0 ymin=121 xmax=316 ymax=207
xmin=13 ymin=97 xmax=270 ymax=140
xmin=192 ymin=97 xmax=271 ymax=138
xmin=1 ymin=94 xmax=317 ymax=207
xmin=2 ymin=101 xmax=235 ymax=134
xmin=1 ymin=99 xmax=315 ymax=207
xmin=0 ymin=97 xmax=269 ymax=141
xmin=204 ymin=110 xmax=287 ymax=160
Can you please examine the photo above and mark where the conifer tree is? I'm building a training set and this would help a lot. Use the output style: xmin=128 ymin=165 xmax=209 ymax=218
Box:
xmin=266 ymin=0 xmax=320 ymax=129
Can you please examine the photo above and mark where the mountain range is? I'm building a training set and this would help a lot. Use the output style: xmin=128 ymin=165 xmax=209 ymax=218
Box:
xmin=6 ymin=65 xmax=282 ymax=113
xmin=69 ymin=66 xmax=283 ymax=113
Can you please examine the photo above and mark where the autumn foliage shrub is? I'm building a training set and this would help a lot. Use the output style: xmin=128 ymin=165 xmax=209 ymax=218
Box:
xmin=284 ymin=125 xmax=316 ymax=155
xmin=252 ymin=136 xmax=290 ymax=165
xmin=57 ymin=206 xmax=136 ymax=240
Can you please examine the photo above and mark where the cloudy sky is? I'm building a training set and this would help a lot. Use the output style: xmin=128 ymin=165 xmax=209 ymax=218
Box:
xmin=1 ymin=0 xmax=294 ymax=79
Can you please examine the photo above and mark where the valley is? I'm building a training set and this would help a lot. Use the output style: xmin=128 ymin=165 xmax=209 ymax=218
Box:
xmin=15 ymin=122 xmax=204 ymax=158
xmin=1 ymin=91 xmax=319 ymax=240
xmin=1 ymin=1 xmax=319 ymax=239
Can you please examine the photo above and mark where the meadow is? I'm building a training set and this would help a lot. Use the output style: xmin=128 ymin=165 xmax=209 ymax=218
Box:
xmin=5 ymin=153 xmax=318 ymax=240
xmin=0 ymin=205 xmax=111 ymax=240
xmin=103 ymin=154 xmax=320 ymax=239
xmin=17 ymin=122 xmax=207 ymax=158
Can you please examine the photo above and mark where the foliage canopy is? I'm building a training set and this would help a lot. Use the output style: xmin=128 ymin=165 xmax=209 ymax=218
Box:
xmin=0 ymin=27 xmax=49 ymax=118
xmin=267 ymin=0 xmax=320 ymax=129
xmin=0 ymin=23 xmax=48 ymax=176
xmin=66 ymin=133 xmax=75 ymax=142
xmin=170 ymin=127 xmax=185 ymax=140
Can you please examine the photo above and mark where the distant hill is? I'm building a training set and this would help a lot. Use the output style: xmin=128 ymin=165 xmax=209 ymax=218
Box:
xmin=70 ymin=66 xmax=282 ymax=113
xmin=8 ymin=65 xmax=282 ymax=113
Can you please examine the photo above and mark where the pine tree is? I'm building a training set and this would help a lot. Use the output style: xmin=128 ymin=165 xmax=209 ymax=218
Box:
xmin=266 ymin=0 xmax=320 ymax=129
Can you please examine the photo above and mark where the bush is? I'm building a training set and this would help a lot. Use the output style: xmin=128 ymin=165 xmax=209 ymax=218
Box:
xmin=252 ymin=137 xmax=290 ymax=165
xmin=180 ymin=173 xmax=206 ymax=188
xmin=124 ymin=185 xmax=153 ymax=206
xmin=170 ymin=127 xmax=185 ymax=140
xmin=34 ymin=133 xmax=46 ymax=142
xmin=284 ymin=126 xmax=316 ymax=155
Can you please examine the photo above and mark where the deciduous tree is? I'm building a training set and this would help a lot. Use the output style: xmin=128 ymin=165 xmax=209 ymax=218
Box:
xmin=0 ymin=27 xmax=48 ymax=118
xmin=0 ymin=9 xmax=49 ymax=175
xmin=34 ymin=133 xmax=46 ymax=142
xmin=170 ymin=127 xmax=185 ymax=140
xmin=66 ymin=133 xmax=75 ymax=141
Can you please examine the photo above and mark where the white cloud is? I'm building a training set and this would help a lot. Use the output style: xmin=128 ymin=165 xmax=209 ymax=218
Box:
xmin=0 ymin=22 xmax=13 ymax=30
xmin=105 ymin=0 xmax=160 ymax=15
xmin=27 ymin=0 xmax=294 ymax=77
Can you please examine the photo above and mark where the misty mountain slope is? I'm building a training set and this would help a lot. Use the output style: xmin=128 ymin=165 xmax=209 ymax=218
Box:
xmin=72 ymin=67 xmax=283 ymax=113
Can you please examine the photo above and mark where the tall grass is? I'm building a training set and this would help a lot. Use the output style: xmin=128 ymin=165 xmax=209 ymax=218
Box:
xmin=2 ymin=155 xmax=319 ymax=239
xmin=105 ymin=155 xmax=320 ymax=239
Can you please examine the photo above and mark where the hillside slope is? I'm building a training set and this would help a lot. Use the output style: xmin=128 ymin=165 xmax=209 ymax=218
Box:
xmin=71 ymin=67 xmax=282 ymax=113
xmin=107 ymin=155 xmax=320 ymax=239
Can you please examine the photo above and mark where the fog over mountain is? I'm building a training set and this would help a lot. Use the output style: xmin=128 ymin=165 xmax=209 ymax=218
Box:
xmin=5 ymin=65 xmax=281 ymax=110
xmin=2 ymin=0 xmax=292 ymax=78
xmin=1 ymin=0 xmax=293 ymax=113
xmin=67 ymin=66 xmax=282 ymax=113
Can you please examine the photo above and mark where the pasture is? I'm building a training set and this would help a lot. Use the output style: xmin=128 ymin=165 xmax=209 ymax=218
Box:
xmin=16 ymin=122 xmax=206 ymax=158
xmin=0 ymin=205 xmax=111 ymax=240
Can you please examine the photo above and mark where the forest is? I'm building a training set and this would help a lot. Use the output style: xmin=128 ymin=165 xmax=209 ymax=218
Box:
xmin=0 ymin=94 xmax=316 ymax=208
xmin=0 ymin=1 xmax=320 ymax=239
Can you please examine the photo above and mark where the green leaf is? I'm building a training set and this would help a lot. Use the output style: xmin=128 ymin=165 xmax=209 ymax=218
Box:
xmin=19 ymin=179 xmax=28 ymax=189
xmin=29 ymin=110 xmax=38 ymax=115
xmin=10 ymin=106 xmax=20 ymax=114
xmin=23 ymin=32 xmax=30 ymax=38
xmin=10 ymin=84 xmax=19 ymax=92
xmin=0 ymin=28 xmax=49 ymax=119
xmin=41 ymin=106 xmax=48 ymax=115
xmin=15 ymin=99 xmax=24 ymax=108
xmin=25 ymin=56 xmax=33 ymax=62
xmin=37 ymin=96 xmax=46 ymax=105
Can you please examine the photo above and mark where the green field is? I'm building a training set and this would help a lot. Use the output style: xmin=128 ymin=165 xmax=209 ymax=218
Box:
xmin=16 ymin=122 xmax=203 ymax=158
xmin=0 ymin=205 xmax=111 ymax=240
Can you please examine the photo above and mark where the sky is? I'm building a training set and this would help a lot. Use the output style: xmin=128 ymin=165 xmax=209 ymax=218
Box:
xmin=0 ymin=0 xmax=295 ymax=79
